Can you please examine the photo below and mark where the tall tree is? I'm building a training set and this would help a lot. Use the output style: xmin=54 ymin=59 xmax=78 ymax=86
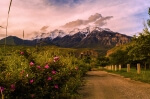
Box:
xmin=148 ymin=7 xmax=150 ymax=27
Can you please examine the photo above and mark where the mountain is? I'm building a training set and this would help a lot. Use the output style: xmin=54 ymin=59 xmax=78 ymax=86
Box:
xmin=0 ymin=36 xmax=23 ymax=45
xmin=0 ymin=36 xmax=37 ymax=46
xmin=0 ymin=28 xmax=132 ymax=50
xmin=52 ymin=29 xmax=132 ymax=49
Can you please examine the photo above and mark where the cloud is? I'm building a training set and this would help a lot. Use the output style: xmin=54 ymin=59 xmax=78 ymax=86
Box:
xmin=88 ymin=13 xmax=102 ymax=23
xmin=40 ymin=26 xmax=49 ymax=32
xmin=62 ymin=13 xmax=113 ymax=28
xmin=94 ymin=16 xmax=113 ymax=26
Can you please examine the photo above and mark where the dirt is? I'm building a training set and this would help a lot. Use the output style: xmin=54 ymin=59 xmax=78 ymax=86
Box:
xmin=78 ymin=70 xmax=150 ymax=99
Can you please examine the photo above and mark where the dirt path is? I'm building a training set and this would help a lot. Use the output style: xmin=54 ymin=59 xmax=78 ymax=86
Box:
xmin=78 ymin=71 xmax=150 ymax=99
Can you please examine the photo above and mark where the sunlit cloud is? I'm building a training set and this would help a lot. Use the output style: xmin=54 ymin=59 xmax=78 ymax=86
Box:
xmin=62 ymin=13 xmax=113 ymax=28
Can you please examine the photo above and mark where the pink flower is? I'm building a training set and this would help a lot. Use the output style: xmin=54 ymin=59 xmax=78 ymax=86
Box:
xmin=30 ymin=79 xmax=34 ymax=84
xmin=44 ymin=64 xmax=49 ymax=69
xmin=53 ymin=56 xmax=59 ymax=62
xmin=47 ymin=77 xmax=52 ymax=81
xmin=54 ymin=84 xmax=59 ymax=89
xmin=36 ymin=66 xmax=41 ymax=69
xmin=52 ymin=70 xmax=56 ymax=74
xmin=30 ymin=62 xmax=34 ymax=66
xmin=0 ymin=86 xmax=4 ymax=92
xmin=10 ymin=84 xmax=15 ymax=91
xmin=20 ymin=51 xmax=24 ymax=55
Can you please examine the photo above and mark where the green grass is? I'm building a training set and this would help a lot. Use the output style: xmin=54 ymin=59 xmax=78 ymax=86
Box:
xmin=106 ymin=68 xmax=150 ymax=83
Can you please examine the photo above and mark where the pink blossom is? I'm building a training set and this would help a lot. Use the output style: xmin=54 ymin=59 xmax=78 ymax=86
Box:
xmin=47 ymin=77 xmax=52 ymax=81
xmin=30 ymin=62 xmax=34 ymax=66
xmin=0 ymin=86 xmax=4 ymax=92
xmin=54 ymin=84 xmax=59 ymax=89
xmin=36 ymin=66 xmax=41 ymax=69
xmin=10 ymin=84 xmax=15 ymax=91
xmin=44 ymin=64 xmax=49 ymax=69
xmin=52 ymin=70 xmax=56 ymax=74
xmin=20 ymin=51 xmax=24 ymax=55
xmin=53 ymin=56 xmax=59 ymax=62
xmin=30 ymin=79 xmax=34 ymax=84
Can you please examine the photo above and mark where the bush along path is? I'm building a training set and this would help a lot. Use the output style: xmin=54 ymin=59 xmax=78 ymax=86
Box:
xmin=0 ymin=48 xmax=91 ymax=99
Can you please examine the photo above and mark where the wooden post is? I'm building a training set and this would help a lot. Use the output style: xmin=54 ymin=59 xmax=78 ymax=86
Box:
xmin=110 ymin=65 xmax=112 ymax=70
xmin=112 ymin=65 xmax=115 ymax=71
xmin=115 ymin=65 xmax=117 ymax=71
xmin=137 ymin=63 xmax=141 ymax=74
xmin=111 ymin=65 xmax=113 ymax=71
xmin=110 ymin=66 xmax=112 ymax=70
xmin=108 ymin=66 xmax=111 ymax=70
xmin=119 ymin=64 xmax=121 ymax=71
xmin=106 ymin=66 xmax=108 ymax=70
xmin=127 ymin=64 xmax=130 ymax=72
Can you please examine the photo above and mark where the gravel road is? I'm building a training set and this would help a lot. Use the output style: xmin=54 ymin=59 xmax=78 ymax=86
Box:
xmin=78 ymin=71 xmax=150 ymax=99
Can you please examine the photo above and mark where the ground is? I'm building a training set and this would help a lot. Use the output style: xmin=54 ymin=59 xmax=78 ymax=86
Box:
xmin=78 ymin=71 xmax=150 ymax=99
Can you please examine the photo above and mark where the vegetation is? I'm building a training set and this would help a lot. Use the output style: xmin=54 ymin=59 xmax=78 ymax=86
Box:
xmin=106 ymin=68 xmax=150 ymax=83
xmin=0 ymin=46 xmax=96 ymax=99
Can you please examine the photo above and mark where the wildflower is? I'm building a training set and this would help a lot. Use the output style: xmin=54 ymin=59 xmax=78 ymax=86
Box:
xmin=44 ymin=64 xmax=49 ymax=69
xmin=30 ymin=62 xmax=34 ymax=66
xmin=52 ymin=70 xmax=56 ymax=74
xmin=0 ymin=86 xmax=4 ymax=92
xmin=20 ymin=51 xmax=24 ymax=55
xmin=10 ymin=84 xmax=15 ymax=91
xmin=53 ymin=56 xmax=59 ymax=62
xmin=54 ymin=84 xmax=59 ymax=89
xmin=30 ymin=79 xmax=34 ymax=84
xmin=47 ymin=77 xmax=52 ymax=81
xmin=36 ymin=66 xmax=41 ymax=69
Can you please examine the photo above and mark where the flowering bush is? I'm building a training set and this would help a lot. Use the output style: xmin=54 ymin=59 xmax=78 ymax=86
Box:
xmin=0 ymin=47 xmax=91 ymax=99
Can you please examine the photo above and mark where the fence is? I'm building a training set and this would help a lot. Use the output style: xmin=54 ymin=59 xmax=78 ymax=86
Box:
xmin=105 ymin=63 xmax=142 ymax=74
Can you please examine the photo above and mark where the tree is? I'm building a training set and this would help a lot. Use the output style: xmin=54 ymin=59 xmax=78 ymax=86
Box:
xmin=96 ymin=56 xmax=109 ymax=67
xmin=147 ymin=7 xmax=150 ymax=27
xmin=128 ymin=27 xmax=150 ymax=69
xmin=109 ymin=50 xmax=128 ymax=66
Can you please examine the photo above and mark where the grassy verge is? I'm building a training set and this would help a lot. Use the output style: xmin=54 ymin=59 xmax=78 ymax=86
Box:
xmin=104 ymin=68 xmax=150 ymax=83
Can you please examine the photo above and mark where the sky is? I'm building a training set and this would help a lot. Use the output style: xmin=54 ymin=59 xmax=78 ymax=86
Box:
xmin=0 ymin=0 xmax=150 ymax=39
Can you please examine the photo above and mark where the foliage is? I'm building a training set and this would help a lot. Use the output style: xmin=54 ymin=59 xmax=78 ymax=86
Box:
xmin=96 ymin=56 xmax=109 ymax=67
xmin=109 ymin=49 xmax=129 ymax=65
xmin=0 ymin=46 xmax=92 ymax=99
xmin=147 ymin=7 xmax=150 ymax=27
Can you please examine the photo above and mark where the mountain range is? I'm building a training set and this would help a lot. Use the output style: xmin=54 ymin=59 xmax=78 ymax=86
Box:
xmin=0 ymin=27 xmax=132 ymax=50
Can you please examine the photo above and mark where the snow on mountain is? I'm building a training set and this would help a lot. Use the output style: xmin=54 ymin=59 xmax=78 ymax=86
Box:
xmin=34 ymin=27 xmax=112 ymax=40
